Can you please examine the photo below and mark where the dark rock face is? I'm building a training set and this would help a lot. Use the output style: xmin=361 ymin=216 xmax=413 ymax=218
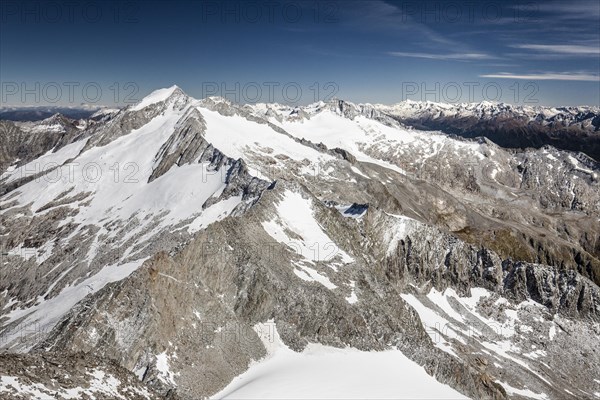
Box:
xmin=332 ymin=147 xmax=357 ymax=163
xmin=148 ymin=108 xmax=209 ymax=182
xmin=343 ymin=203 xmax=368 ymax=216
xmin=378 ymin=209 xmax=600 ymax=323
xmin=503 ymin=260 xmax=600 ymax=320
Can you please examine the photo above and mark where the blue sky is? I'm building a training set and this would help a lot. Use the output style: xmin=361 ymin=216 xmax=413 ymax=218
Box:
xmin=1 ymin=0 xmax=598 ymax=106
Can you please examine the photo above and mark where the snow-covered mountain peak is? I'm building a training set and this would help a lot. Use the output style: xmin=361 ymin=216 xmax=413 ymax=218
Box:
xmin=13 ymin=112 xmax=76 ymax=134
xmin=130 ymin=85 xmax=188 ymax=112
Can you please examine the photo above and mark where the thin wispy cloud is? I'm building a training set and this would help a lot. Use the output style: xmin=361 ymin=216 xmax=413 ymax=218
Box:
xmin=388 ymin=52 xmax=495 ymax=61
xmin=505 ymin=52 xmax=587 ymax=61
xmin=339 ymin=0 xmax=457 ymax=47
xmin=511 ymin=44 xmax=600 ymax=55
xmin=521 ymin=1 xmax=600 ymax=20
xmin=479 ymin=63 xmax=520 ymax=68
xmin=480 ymin=72 xmax=599 ymax=81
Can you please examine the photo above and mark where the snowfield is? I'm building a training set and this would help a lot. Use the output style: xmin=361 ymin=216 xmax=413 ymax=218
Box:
xmin=262 ymin=190 xmax=354 ymax=265
xmin=213 ymin=323 xmax=468 ymax=400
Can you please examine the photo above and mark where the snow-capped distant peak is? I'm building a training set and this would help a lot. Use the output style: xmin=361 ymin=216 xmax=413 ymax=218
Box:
xmin=201 ymin=96 xmax=235 ymax=106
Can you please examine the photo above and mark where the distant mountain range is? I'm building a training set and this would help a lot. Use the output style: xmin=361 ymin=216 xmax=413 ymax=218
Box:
xmin=0 ymin=105 xmax=119 ymax=121
xmin=249 ymin=99 xmax=600 ymax=161
xmin=3 ymin=99 xmax=599 ymax=160
xmin=378 ymin=100 xmax=600 ymax=162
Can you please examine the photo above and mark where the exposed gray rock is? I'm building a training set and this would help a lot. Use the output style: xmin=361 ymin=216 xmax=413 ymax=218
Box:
xmin=2 ymin=88 xmax=599 ymax=400
xmin=0 ymin=352 xmax=164 ymax=399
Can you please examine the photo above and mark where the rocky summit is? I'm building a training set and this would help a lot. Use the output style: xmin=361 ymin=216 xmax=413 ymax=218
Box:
xmin=1 ymin=86 xmax=599 ymax=400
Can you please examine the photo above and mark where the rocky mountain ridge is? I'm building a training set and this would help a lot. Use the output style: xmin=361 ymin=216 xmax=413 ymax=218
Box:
xmin=249 ymin=98 xmax=600 ymax=161
xmin=1 ymin=86 xmax=599 ymax=399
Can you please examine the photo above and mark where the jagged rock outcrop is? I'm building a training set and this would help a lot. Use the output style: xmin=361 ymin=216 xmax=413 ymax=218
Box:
xmin=0 ymin=352 xmax=165 ymax=399
xmin=503 ymin=260 xmax=600 ymax=320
